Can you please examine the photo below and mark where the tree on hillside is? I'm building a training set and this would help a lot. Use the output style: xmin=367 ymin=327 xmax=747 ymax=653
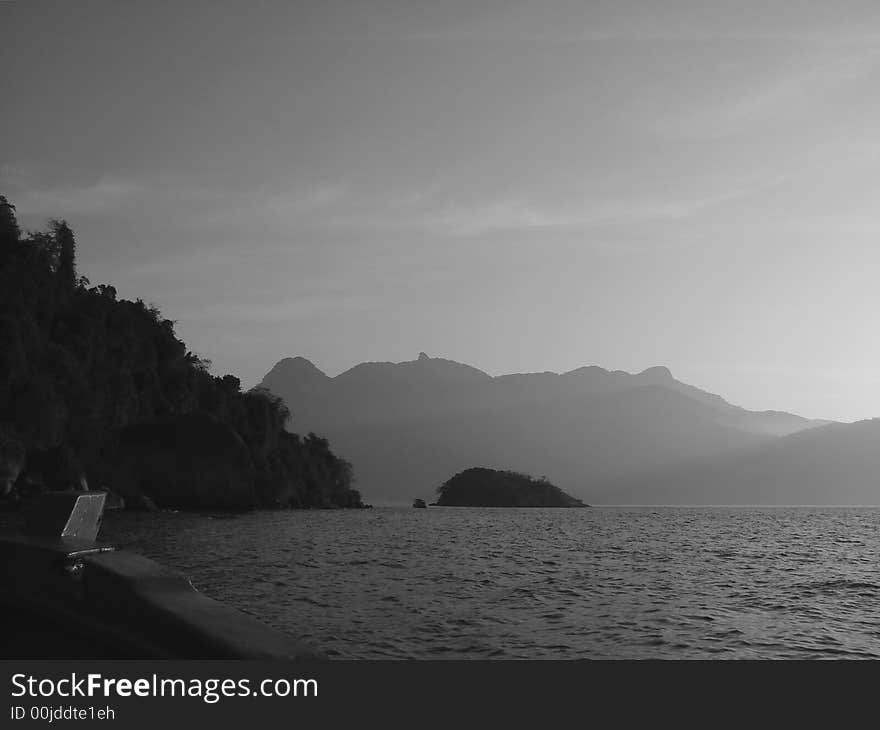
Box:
xmin=52 ymin=219 xmax=76 ymax=290
xmin=0 ymin=195 xmax=20 ymax=258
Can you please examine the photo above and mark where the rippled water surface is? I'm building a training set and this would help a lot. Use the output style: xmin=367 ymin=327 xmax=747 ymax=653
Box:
xmin=94 ymin=507 xmax=880 ymax=658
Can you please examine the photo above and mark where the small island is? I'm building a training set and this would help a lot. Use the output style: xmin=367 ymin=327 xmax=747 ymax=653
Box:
xmin=434 ymin=468 xmax=588 ymax=507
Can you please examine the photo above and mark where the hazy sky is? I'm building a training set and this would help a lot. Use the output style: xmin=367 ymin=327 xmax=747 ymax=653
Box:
xmin=4 ymin=1 xmax=880 ymax=421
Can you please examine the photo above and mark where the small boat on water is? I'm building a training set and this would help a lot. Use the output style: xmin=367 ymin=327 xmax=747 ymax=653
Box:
xmin=412 ymin=498 xmax=427 ymax=509
xmin=0 ymin=491 xmax=321 ymax=659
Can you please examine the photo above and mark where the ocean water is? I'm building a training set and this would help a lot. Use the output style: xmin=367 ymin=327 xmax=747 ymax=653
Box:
xmin=88 ymin=506 xmax=880 ymax=659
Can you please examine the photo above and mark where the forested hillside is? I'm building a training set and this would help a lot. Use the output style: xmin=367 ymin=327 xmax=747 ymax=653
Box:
xmin=0 ymin=195 xmax=363 ymax=510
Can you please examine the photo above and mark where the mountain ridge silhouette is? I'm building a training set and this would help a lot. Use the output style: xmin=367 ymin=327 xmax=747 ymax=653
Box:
xmin=259 ymin=353 xmax=835 ymax=503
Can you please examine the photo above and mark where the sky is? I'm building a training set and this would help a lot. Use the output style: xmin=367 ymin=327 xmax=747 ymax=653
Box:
xmin=3 ymin=0 xmax=880 ymax=421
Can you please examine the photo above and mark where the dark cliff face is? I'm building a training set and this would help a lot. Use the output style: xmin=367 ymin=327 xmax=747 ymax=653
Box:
xmin=435 ymin=467 xmax=586 ymax=507
xmin=0 ymin=196 xmax=361 ymax=510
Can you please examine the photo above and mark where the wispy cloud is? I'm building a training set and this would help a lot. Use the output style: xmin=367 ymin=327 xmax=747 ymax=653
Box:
xmin=299 ymin=174 xmax=789 ymax=239
xmin=395 ymin=27 xmax=880 ymax=46
xmin=0 ymin=164 xmax=787 ymax=250
xmin=177 ymin=174 xmax=791 ymax=242
xmin=349 ymin=5 xmax=880 ymax=49
xmin=653 ymin=50 xmax=880 ymax=140
xmin=174 ymin=294 xmax=375 ymax=325
xmin=0 ymin=165 xmax=146 ymax=218
xmin=0 ymin=167 xmax=352 ymax=237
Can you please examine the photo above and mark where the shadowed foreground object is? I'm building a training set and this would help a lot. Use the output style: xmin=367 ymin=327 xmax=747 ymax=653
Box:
xmin=22 ymin=492 xmax=107 ymax=541
xmin=0 ymin=492 xmax=321 ymax=659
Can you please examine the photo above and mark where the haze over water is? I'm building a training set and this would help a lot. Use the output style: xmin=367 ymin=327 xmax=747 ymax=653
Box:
xmin=101 ymin=506 xmax=880 ymax=659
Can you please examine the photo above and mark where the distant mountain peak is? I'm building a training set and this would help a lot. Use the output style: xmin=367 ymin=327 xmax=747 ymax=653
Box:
xmin=638 ymin=365 xmax=673 ymax=381
xmin=564 ymin=365 xmax=611 ymax=377
xmin=320 ymin=353 xmax=492 ymax=384
xmin=262 ymin=356 xmax=327 ymax=381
